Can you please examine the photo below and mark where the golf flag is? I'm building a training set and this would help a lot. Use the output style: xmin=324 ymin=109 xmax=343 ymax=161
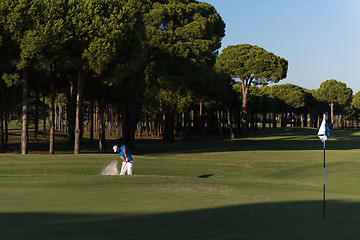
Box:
xmin=317 ymin=114 xmax=330 ymax=142
xmin=317 ymin=114 xmax=330 ymax=219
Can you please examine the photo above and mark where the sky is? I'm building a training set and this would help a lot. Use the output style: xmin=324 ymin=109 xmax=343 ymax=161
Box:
xmin=200 ymin=0 xmax=360 ymax=93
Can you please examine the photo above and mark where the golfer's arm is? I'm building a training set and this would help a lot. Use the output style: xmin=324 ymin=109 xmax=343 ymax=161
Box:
xmin=120 ymin=155 xmax=126 ymax=162
xmin=123 ymin=149 xmax=128 ymax=159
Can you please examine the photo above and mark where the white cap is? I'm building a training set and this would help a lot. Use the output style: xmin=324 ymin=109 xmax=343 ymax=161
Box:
xmin=113 ymin=145 xmax=118 ymax=153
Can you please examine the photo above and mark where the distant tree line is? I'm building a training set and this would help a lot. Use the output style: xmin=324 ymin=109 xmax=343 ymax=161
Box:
xmin=0 ymin=0 xmax=359 ymax=154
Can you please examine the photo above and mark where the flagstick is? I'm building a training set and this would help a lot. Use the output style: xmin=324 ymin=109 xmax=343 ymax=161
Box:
xmin=323 ymin=140 xmax=326 ymax=220
xmin=318 ymin=114 xmax=330 ymax=219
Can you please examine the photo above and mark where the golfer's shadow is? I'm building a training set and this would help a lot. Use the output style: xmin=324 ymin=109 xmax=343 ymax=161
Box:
xmin=198 ymin=174 xmax=214 ymax=178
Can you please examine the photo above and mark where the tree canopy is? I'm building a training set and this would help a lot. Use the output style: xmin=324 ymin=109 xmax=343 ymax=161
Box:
xmin=215 ymin=44 xmax=288 ymax=136
xmin=315 ymin=79 xmax=353 ymax=127
xmin=2 ymin=1 xmax=360 ymax=154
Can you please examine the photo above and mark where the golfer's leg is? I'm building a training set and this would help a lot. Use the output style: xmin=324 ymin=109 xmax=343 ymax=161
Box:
xmin=120 ymin=162 xmax=127 ymax=175
xmin=127 ymin=162 xmax=133 ymax=175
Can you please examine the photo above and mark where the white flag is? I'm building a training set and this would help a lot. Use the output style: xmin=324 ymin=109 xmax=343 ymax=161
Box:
xmin=317 ymin=114 xmax=330 ymax=142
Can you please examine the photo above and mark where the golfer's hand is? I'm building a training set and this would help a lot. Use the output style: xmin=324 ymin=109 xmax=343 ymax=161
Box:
xmin=126 ymin=158 xmax=129 ymax=162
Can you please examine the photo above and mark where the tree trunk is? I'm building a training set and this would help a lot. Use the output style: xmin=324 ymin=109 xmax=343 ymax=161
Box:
xmin=42 ymin=92 xmax=46 ymax=138
xmin=89 ymin=99 xmax=94 ymax=142
xmin=249 ymin=112 xmax=255 ymax=131
xmin=199 ymin=101 xmax=204 ymax=138
xmin=303 ymin=113 xmax=308 ymax=127
xmin=272 ymin=112 xmax=277 ymax=128
xmin=116 ymin=104 xmax=122 ymax=138
xmin=330 ymin=102 xmax=334 ymax=129
xmin=310 ymin=113 xmax=315 ymax=128
xmin=4 ymin=107 xmax=8 ymax=146
xmin=94 ymin=103 xmax=99 ymax=133
xmin=216 ymin=110 xmax=223 ymax=138
xmin=281 ymin=112 xmax=286 ymax=127
xmin=107 ymin=105 xmax=111 ymax=137
xmin=74 ymin=69 xmax=84 ymax=154
xmin=67 ymin=81 xmax=76 ymax=143
xmin=182 ymin=111 xmax=188 ymax=141
xmin=0 ymin=78 xmax=4 ymax=153
xmin=241 ymin=82 xmax=249 ymax=137
xmin=121 ymin=98 xmax=138 ymax=148
xmin=262 ymin=112 xmax=266 ymax=129
xmin=34 ymin=90 xmax=39 ymax=142
xmin=49 ymin=69 xmax=56 ymax=154
xmin=111 ymin=104 xmax=116 ymax=136
xmin=312 ymin=113 xmax=317 ymax=128
xmin=235 ymin=108 xmax=241 ymax=134
xmin=161 ymin=102 xmax=166 ymax=140
xmin=162 ymin=105 xmax=174 ymax=142
xmin=54 ymin=98 xmax=58 ymax=131
xmin=98 ymin=88 xmax=106 ymax=153
xmin=21 ymin=68 xmax=29 ymax=154
xmin=59 ymin=98 xmax=63 ymax=132
xmin=225 ymin=105 xmax=234 ymax=139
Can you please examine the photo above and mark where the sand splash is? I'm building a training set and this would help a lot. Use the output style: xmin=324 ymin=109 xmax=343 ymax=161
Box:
xmin=101 ymin=161 xmax=119 ymax=175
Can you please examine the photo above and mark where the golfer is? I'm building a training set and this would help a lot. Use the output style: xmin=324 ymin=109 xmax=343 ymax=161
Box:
xmin=113 ymin=145 xmax=133 ymax=175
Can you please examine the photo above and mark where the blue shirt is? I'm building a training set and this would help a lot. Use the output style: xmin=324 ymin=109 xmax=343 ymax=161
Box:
xmin=118 ymin=145 xmax=133 ymax=161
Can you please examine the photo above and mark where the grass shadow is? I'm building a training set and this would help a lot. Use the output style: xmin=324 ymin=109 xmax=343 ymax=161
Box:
xmin=1 ymin=200 xmax=359 ymax=240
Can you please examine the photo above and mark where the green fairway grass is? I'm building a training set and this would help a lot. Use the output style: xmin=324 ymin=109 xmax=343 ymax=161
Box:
xmin=1 ymin=127 xmax=360 ymax=239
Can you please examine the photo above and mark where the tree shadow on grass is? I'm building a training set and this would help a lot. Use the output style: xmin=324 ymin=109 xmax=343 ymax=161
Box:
xmin=1 ymin=200 xmax=360 ymax=240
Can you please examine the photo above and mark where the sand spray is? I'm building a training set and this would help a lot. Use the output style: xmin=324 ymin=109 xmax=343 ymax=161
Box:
xmin=101 ymin=161 xmax=119 ymax=175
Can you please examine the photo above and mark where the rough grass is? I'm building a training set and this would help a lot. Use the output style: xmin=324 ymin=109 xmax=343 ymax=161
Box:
xmin=1 ymin=127 xmax=360 ymax=239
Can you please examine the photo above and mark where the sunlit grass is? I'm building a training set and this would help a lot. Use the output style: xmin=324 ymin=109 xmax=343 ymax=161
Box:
xmin=1 ymin=127 xmax=360 ymax=239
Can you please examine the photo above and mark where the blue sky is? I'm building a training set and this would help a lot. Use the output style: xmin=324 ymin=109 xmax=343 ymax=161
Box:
xmin=201 ymin=0 xmax=360 ymax=93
